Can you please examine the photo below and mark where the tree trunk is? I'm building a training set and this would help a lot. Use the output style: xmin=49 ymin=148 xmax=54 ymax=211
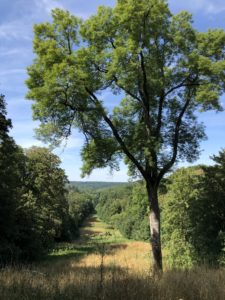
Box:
xmin=147 ymin=186 xmax=163 ymax=273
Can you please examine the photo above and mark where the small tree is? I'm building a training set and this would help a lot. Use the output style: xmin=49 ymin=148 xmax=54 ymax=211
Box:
xmin=26 ymin=1 xmax=225 ymax=272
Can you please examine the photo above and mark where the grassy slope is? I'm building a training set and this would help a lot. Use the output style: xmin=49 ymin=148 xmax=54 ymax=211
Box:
xmin=49 ymin=215 xmax=151 ymax=273
xmin=0 ymin=215 xmax=225 ymax=300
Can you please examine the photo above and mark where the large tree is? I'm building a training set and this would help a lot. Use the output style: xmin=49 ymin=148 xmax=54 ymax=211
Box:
xmin=26 ymin=0 xmax=225 ymax=272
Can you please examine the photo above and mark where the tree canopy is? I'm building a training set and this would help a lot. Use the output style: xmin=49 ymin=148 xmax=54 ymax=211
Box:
xmin=26 ymin=0 xmax=225 ymax=271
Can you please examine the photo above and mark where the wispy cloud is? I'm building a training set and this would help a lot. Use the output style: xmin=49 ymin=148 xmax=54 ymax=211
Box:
xmin=170 ymin=0 xmax=225 ymax=15
xmin=34 ymin=0 xmax=65 ymax=14
xmin=0 ymin=69 xmax=26 ymax=76
xmin=204 ymin=0 xmax=225 ymax=14
xmin=0 ymin=21 xmax=32 ymax=41
xmin=0 ymin=47 xmax=29 ymax=57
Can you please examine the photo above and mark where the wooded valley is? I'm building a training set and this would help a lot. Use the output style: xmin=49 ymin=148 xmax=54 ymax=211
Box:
xmin=1 ymin=0 xmax=225 ymax=298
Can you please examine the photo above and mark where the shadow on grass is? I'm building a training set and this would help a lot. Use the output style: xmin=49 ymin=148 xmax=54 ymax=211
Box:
xmin=45 ymin=242 xmax=128 ymax=265
xmin=1 ymin=265 xmax=224 ymax=300
xmin=44 ymin=244 xmax=97 ymax=263
xmin=81 ymin=215 xmax=100 ymax=228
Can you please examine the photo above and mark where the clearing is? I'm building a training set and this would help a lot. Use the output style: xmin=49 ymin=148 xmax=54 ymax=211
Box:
xmin=56 ymin=214 xmax=152 ymax=274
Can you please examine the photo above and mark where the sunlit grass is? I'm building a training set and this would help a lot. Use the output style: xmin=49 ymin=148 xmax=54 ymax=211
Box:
xmin=0 ymin=215 xmax=224 ymax=300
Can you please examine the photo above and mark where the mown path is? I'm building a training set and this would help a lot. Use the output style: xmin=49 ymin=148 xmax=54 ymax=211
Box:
xmin=0 ymin=215 xmax=151 ymax=300
xmin=48 ymin=214 xmax=151 ymax=274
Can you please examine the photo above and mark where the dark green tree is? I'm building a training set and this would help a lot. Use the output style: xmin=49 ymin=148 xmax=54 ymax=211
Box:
xmin=14 ymin=147 xmax=71 ymax=261
xmin=0 ymin=94 xmax=26 ymax=264
xmin=198 ymin=151 xmax=225 ymax=264
xmin=67 ymin=188 xmax=93 ymax=237
xmin=162 ymin=160 xmax=225 ymax=267
xmin=96 ymin=183 xmax=150 ymax=240
xmin=24 ymin=147 xmax=70 ymax=243
xmin=161 ymin=167 xmax=202 ymax=268
xmin=26 ymin=1 xmax=225 ymax=271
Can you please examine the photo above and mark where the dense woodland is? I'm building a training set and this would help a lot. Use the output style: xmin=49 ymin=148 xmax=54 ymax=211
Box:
xmin=0 ymin=94 xmax=94 ymax=264
xmin=96 ymin=161 xmax=225 ymax=268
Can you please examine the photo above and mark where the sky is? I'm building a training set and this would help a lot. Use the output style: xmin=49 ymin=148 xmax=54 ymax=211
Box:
xmin=0 ymin=0 xmax=225 ymax=182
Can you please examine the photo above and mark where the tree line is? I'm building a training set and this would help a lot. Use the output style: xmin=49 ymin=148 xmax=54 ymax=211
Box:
xmin=0 ymin=95 xmax=93 ymax=265
xmin=96 ymin=153 xmax=225 ymax=268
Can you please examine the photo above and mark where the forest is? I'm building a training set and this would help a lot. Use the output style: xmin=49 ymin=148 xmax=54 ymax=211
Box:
xmin=1 ymin=0 xmax=225 ymax=298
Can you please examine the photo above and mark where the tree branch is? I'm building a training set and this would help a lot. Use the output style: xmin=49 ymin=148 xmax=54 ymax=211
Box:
xmin=109 ymin=37 xmax=116 ymax=49
xmin=164 ymin=77 xmax=204 ymax=98
xmin=85 ymin=87 xmax=148 ymax=180
xmin=156 ymin=92 xmax=164 ymax=138
xmin=157 ymin=88 xmax=194 ymax=182
xmin=113 ymin=75 xmax=142 ymax=103
xmin=139 ymin=51 xmax=150 ymax=106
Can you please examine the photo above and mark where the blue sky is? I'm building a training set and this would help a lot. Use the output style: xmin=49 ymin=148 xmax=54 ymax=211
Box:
xmin=0 ymin=0 xmax=225 ymax=182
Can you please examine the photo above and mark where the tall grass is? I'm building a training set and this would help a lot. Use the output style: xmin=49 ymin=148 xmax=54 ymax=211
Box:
xmin=1 ymin=215 xmax=224 ymax=300
xmin=0 ymin=264 xmax=224 ymax=300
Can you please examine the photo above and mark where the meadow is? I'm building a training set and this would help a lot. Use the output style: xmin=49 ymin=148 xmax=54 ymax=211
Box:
xmin=0 ymin=215 xmax=224 ymax=300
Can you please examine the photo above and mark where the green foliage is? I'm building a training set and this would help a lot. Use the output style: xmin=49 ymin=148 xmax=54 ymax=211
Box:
xmin=96 ymin=183 xmax=150 ymax=241
xmin=26 ymin=1 xmax=225 ymax=179
xmin=69 ymin=181 xmax=128 ymax=191
xmin=199 ymin=151 xmax=225 ymax=264
xmin=15 ymin=146 xmax=71 ymax=261
xmin=0 ymin=94 xmax=95 ymax=264
xmin=0 ymin=95 xmax=26 ymax=264
xmin=25 ymin=147 xmax=70 ymax=241
xmin=67 ymin=187 xmax=94 ymax=237
xmin=161 ymin=167 xmax=201 ymax=268
xmin=162 ymin=160 xmax=225 ymax=268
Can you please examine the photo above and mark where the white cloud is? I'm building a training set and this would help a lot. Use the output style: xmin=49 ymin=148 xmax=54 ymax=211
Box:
xmin=0 ymin=48 xmax=28 ymax=57
xmin=0 ymin=69 xmax=26 ymax=76
xmin=170 ymin=0 xmax=225 ymax=15
xmin=204 ymin=1 xmax=225 ymax=14
xmin=0 ymin=21 xmax=32 ymax=41
xmin=35 ymin=0 xmax=65 ymax=14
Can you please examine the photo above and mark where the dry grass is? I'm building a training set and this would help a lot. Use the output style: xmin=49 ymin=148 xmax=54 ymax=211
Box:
xmin=75 ymin=241 xmax=151 ymax=274
xmin=0 ymin=215 xmax=224 ymax=300
xmin=1 ymin=264 xmax=225 ymax=300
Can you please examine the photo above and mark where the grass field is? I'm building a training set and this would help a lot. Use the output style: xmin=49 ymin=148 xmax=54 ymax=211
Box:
xmin=0 ymin=215 xmax=225 ymax=300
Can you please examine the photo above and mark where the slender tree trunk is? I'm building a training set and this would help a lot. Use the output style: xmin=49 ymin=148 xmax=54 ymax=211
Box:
xmin=147 ymin=184 xmax=163 ymax=273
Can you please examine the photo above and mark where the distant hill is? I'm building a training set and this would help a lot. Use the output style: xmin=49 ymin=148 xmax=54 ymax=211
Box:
xmin=69 ymin=181 xmax=129 ymax=191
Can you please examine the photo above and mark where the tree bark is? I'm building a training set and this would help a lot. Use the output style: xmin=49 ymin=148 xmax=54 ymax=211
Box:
xmin=147 ymin=185 xmax=163 ymax=274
